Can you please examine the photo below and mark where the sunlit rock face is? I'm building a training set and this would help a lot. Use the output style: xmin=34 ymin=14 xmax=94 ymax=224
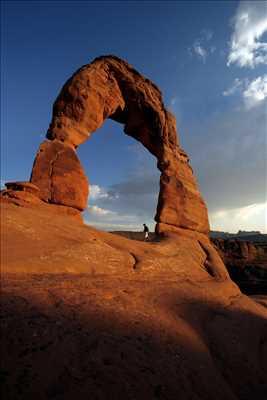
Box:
xmin=30 ymin=140 xmax=88 ymax=211
xmin=30 ymin=55 xmax=209 ymax=234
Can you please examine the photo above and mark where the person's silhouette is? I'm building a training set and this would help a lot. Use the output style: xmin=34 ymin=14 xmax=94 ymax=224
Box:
xmin=143 ymin=224 xmax=149 ymax=241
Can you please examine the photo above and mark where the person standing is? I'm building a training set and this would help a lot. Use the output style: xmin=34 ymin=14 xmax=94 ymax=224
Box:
xmin=143 ymin=224 xmax=149 ymax=241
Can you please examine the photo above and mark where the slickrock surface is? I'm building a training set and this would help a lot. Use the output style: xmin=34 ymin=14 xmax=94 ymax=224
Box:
xmin=30 ymin=55 xmax=209 ymax=234
xmin=1 ymin=200 xmax=267 ymax=400
xmin=114 ymin=232 xmax=267 ymax=295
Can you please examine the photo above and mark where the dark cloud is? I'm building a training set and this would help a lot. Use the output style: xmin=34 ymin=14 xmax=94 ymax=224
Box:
xmin=86 ymin=145 xmax=160 ymax=229
xmin=98 ymin=170 xmax=160 ymax=219
xmin=108 ymin=175 xmax=158 ymax=196
xmin=183 ymin=103 xmax=266 ymax=212
xmin=88 ymin=102 xmax=266 ymax=230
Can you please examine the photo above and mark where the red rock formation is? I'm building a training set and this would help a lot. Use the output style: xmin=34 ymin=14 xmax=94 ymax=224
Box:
xmin=30 ymin=140 xmax=88 ymax=210
xmin=30 ymin=55 xmax=209 ymax=234
xmin=2 ymin=56 xmax=267 ymax=400
xmin=212 ymin=238 xmax=267 ymax=292
xmin=212 ymin=238 xmax=265 ymax=262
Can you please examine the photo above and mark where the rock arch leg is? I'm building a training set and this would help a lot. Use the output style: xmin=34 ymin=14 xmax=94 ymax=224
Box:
xmin=30 ymin=55 xmax=209 ymax=234
xmin=30 ymin=140 xmax=88 ymax=210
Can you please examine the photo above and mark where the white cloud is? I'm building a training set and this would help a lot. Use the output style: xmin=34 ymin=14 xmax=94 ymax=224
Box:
xmin=243 ymin=74 xmax=267 ymax=108
xmin=222 ymin=75 xmax=267 ymax=108
xmin=85 ymin=204 xmax=154 ymax=232
xmin=189 ymin=29 xmax=215 ymax=63
xmin=193 ymin=43 xmax=207 ymax=62
xmin=90 ymin=184 xmax=110 ymax=200
xmin=85 ymin=221 xmax=142 ymax=231
xmin=210 ymin=202 xmax=267 ymax=233
xmin=223 ymin=78 xmax=242 ymax=96
xmin=236 ymin=202 xmax=267 ymax=221
xmin=88 ymin=205 xmax=115 ymax=216
xmin=227 ymin=1 xmax=267 ymax=68
xmin=84 ymin=147 xmax=159 ymax=232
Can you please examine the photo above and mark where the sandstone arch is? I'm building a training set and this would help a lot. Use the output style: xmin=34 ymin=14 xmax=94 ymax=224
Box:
xmin=30 ymin=55 xmax=209 ymax=234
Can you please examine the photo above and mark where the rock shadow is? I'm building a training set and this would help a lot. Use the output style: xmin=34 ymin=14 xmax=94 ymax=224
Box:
xmin=1 ymin=275 xmax=267 ymax=400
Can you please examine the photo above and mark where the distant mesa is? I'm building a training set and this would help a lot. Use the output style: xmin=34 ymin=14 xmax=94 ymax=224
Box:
xmin=2 ymin=55 xmax=210 ymax=235
xmin=210 ymin=230 xmax=266 ymax=242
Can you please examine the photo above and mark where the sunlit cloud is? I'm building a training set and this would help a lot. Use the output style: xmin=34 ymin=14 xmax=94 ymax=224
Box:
xmin=84 ymin=145 xmax=159 ymax=232
xmin=222 ymin=75 xmax=267 ymax=108
xmin=235 ymin=202 xmax=267 ymax=221
xmin=210 ymin=202 xmax=267 ymax=233
xmin=227 ymin=1 xmax=267 ymax=68
xmin=243 ymin=74 xmax=267 ymax=108
xmin=90 ymin=184 xmax=110 ymax=200
xmin=88 ymin=205 xmax=115 ymax=216
xmin=85 ymin=221 xmax=141 ymax=231
xmin=86 ymin=204 xmax=154 ymax=231
xmin=186 ymin=103 xmax=266 ymax=221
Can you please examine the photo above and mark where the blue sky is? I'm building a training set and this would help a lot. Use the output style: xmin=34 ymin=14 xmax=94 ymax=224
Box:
xmin=1 ymin=0 xmax=266 ymax=232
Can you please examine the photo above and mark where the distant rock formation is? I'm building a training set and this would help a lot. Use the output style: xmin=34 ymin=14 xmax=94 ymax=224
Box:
xmin=29 ymin=55 xmax=209 ymax=234
xmin=212 ymin=238 xmax=267 ymax=293
xmin=213 ymin=238 xmax=265 ymax=262
xmin=210 ymin=230 xmax=266 ymax=241
xmin=237 ymin=230 xmax=261 ymax=236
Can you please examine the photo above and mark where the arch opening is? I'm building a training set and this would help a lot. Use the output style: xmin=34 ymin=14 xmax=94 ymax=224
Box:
xmin=30 ymin=55 xmax=209 ymax=235
xmin=77 ymin=118 xmax=160 ymax=232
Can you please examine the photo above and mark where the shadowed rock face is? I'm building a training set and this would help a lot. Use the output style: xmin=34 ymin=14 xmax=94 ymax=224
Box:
xmin=1 ymin=201 xmax=267 ymax=399
xmin=30 ymin=55 xmax=209 ymax=234
xmin=212 ymin=238 xmax=267 ymax=294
